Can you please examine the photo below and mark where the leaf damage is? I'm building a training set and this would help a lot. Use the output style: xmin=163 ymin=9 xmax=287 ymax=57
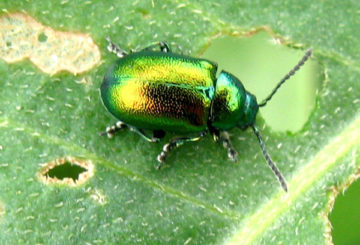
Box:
xmin=323 ymin=148 xmax=360 ymax=245
xmin=227 ymin=116 xmax=360 ymax=245
xmin=37 ymin=156 xmax=94 ymax=186
xmin=0 ymin=12 xmax=100 ymax=75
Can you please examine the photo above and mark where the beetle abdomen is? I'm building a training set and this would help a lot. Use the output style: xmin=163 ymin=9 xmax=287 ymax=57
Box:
xmin=101 ymin=52 xmax=217 ymax=133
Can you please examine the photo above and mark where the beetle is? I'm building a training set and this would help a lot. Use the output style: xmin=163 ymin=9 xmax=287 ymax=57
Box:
xmin=100 ymin=37 xmax=312 ymax=191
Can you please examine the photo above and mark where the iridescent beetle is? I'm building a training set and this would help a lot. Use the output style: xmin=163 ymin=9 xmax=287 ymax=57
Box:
xmin=100 ymin=37 xmax=312 ymax=191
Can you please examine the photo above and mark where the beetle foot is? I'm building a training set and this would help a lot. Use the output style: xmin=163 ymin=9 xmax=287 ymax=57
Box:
xmin=105 ymin=37 xmax=128 ymax=58
xmin=228 ymin=148 xmax=238 ymax=162
xmin=100 ymin=121 xmax=127 ymax=138
xmin=218 ymin=132 xmax=238 ymax=162
xmin=156 ymin=141 xmax=177 ymax=168
xmin=106 ymin=126 xmax=116 ymax=138
xmin=98 ymin=125 xmax=116 ymax=138
xmin=156 ymin=143 xmax=171 ymax=164
xmin=156 ymin=152 xmax=167 ymax=169
xmin=156 ymin=133 xmax=206 ymax=169
xmin=155 ymin=162 xmax=165 ymax=170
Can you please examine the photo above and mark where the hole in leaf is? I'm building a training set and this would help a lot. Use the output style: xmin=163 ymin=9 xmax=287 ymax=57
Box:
xmin=202 ymin=31 xmax=322 ymax=132
xmin=38 ymin=156 xmax=94 ymax=186
xmin=38 ymin=32 xmax=48 ymax=42
xmin=46 ymin=162 xmax=86 ymax=181
xmin=0 ymin=13 xmax=100 ymax=75
xmin=329 ymin=178 xmax=360 ymax=245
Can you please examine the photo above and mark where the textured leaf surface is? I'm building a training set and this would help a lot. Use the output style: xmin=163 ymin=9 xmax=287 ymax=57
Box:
xmin=0 ymin=1 xmax=359 ymax=244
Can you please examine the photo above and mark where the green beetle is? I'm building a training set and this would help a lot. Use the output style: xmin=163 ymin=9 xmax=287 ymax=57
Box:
xmin=100 ymin=37 xmax=312 ymax=191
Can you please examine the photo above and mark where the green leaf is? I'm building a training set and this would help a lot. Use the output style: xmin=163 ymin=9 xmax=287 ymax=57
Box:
xmin=0 ymin=1 xmax=359 ymax=244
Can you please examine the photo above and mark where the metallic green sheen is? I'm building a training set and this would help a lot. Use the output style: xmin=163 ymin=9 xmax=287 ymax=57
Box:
xmin=101 ymin=51 xmax=217 ymax=133
xmin=211 ymin=71 xmax=258 ymax=130
xmin=237 ymin=93 xmax=259 ymax=129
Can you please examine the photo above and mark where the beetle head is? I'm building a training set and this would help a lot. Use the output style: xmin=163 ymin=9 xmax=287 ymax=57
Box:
xmin=237 ymin=92 xmax=259 ymax=130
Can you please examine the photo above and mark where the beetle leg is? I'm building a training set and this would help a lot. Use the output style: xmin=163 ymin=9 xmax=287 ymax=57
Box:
xmin=212 ymin=131 xmax=238 ymax=161
xmin=100 ymin=121 xmax=159 ymax=143
xmin=105 ymin=37 xmax=128 ymax=58
xmin=129 ymin=127 xmax=160 ymax=143
xmin=156 ymin=132 xmax=207 ymax=169
xmin=140 ymin=41 xmax=171 ymax=53
xmin=99 ymin=121 xmax=127 ymax=138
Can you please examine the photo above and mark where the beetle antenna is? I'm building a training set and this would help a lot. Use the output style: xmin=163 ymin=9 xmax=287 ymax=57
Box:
xmin=259 ymin=49 xmax=313 ymax=107
xmin=251 ymin=125 xmax=288 ymax=192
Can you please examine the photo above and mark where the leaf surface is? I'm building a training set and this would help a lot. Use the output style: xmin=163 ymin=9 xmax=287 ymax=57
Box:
xmin=0 ymin=1 xmax=359 ymax=244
